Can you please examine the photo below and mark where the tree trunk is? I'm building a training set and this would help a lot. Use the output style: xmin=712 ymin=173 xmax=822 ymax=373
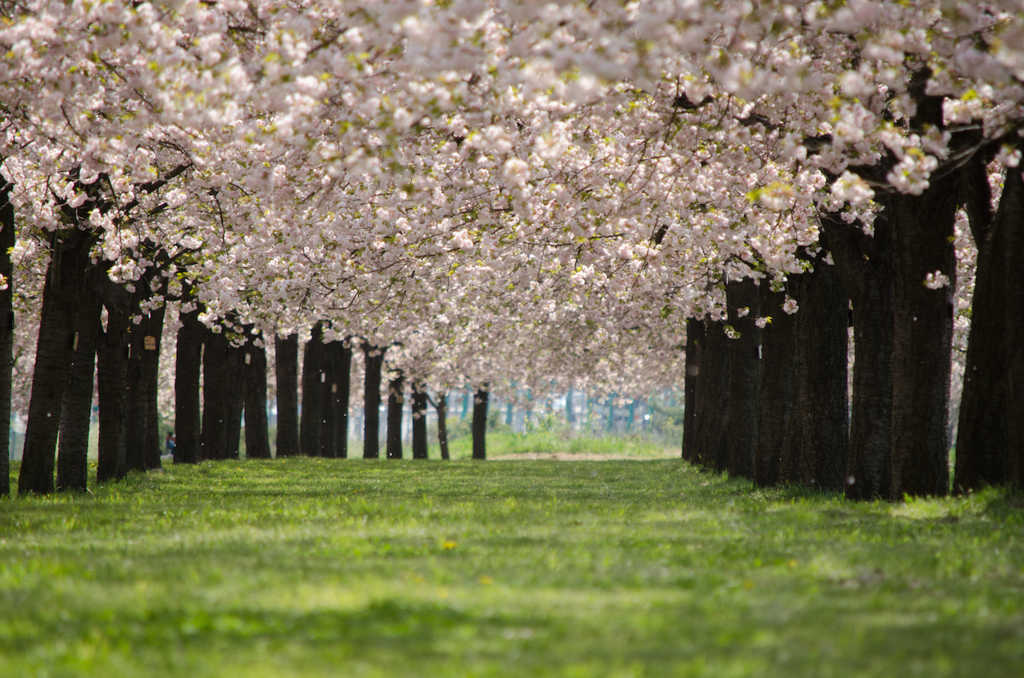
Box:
xmin=472 ymin=386 xmax=489 ymax=460
xmin=726 ymin=277 xmax=760 ymax=480
xmin=330 ymin=340 xmax=352 ymax=459
xmin=778 ymin=251 xmax=850 ymax=491
xmin=412 ymin=382 xmax=429 ymax=459
xmin=142 ymin=302 xmax=167 ymax=470
xmin=690 ymin=318 xmax=730 ymax=471
xmin=319 ymin=338 xmax=336 ymax=458
xmin=955 ymin=148 xmax=1016 ymax=492
xmin=386 ymin=370 xmax=405 ymax=459
xmin=888 ymin=188 xmax=957 ymax=499
xmin=274 ymin=333 xmax=300 ymax=458
xmin=224 ymin=338 xmax=245 ymax=460
xmin=243 ymin=336 xmax=272 ymax=459
xmin=55 ymin=276 xmax=101 ymax=493
xmin=885 ymin=78 xmax=958 ymax=499
xmin=362 ymin=344 xmax=385 ymax=458
xmin=56 ymin=278 xmax=101 ymax=492
xmin=436 ymin=390 xmax=450 ymax=460
xmin=1001 ymin=167 xmax=1024 ymax=487
xmin=0 ymin=177 xmax=13 ymax=497
xmin=604 ymin=394 xmax=613 ymax=432
xmin=174 ymin=300 xmax=204 ymax=464
xmin=300 ymin=322 xmax=324 ymax=457
xmin=820 ymin=207 xmax=894 ymax=501
xmin=123 ymin=268 xmax=166 ymax=471
xmin=96 ymin=283 xmax=131 ymax=483
xmin=201 ymin=326 xmax=230 ymax=461
xmin=754 ymin=285 xmax=796 ymax=487
xmin=19 ymin=229 xmax=96 ymax=495
xmin=682 ymin=318 xmax=704 ymax=462
xmin=124 ymin=286 xmax=153 ymax=474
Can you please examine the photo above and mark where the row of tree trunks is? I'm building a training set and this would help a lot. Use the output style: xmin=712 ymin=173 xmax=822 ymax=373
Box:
xmin=688 ymin=169 xmax=959 ymax=499
xmin=684 ymin=250 xmax=849 ymax=493
xmin=173 ymin=305 xmax=273 ymax=464
xmin=280 ymin=329 xmax=451 ymax=461
xmin=296 ymin=325 xmax=354 ymax=458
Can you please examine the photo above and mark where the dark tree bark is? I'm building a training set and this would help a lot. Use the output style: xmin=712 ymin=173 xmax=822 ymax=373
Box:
xmin=362 ymin=344 xmax=385 ymax=458
xmin=243 ymin=336 xmax=272 ymax=459
xmin=96 ymin=282 xmax=131 ymax=483
xmin=0 ymin=177 xmax=13 ymax=497
xmin=224 ymin=338 xmax=246 ymax=460
xmin=1006 ymin=197 xmax=1024 ymax=489
xmin=142 ymin=302 xmax=167 ymax=470
xmin=682 ymin=318 xmax=705 ymax=462
xmin=56 ymin=276 xmax=101 ymax=492
xmin=19 ymin=228 xmax=97 ymax=495
xmin=318 ymin=338 xmax=336 ymax=458
xmin=174 ymin=299 xmax=204 ymax=464
xmin=386 ymin=370 xmax=405 ymax=459
xmin=754 ymin=284 xmax=797 ymax=487
xmin=124 ymin=278 xmax=158 ymax=474
xmin=435 ymin=390 xmax=450 ymax=460
xmin=200 ymin=326 xmax=230 ymax=461
xmin=690 ymin=318 xmax=730 ymax=471
xmin=778 ymin=250 xmax=850 ymax=491
xmin=472 ymin=386 xmax=489 ymax=460
xmin=300 ymin=322 xmax=324 ymax=457
xmin=1004 ymin=171 xmax=1024 ymax=489
xmin=412 ymin=382 xmax=429 ymax=459
xmin=821 ymin=205 xmax=894 ymax=501
xmin=274 ymin=333 xmax=300 ymax=458
xmin=725 ymin=277 xmax=760 ymax=480
xmin=886 ymin=76 xmax=959 ymax=499
xmin=954 ymin=143 xmax=1015 ymax=492
xmin=329 ymin=340 xmax=352 ymax=459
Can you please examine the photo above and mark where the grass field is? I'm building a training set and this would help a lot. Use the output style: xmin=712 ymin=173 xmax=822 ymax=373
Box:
xmin=1 ymin=455 xmax=1023 ymax=677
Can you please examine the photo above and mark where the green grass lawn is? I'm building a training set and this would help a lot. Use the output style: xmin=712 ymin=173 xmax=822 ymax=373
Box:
xmin=437 ymin=430 xmax=676 ymax=459
xmin=1 ymin=456 xmax=1022 ymax=677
